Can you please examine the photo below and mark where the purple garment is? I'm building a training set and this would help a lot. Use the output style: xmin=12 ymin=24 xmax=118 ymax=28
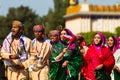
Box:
xmin=92 ymin=32 xmax=106 ymax=47
xmin=108 ymin=36 xmax=119 ymax=53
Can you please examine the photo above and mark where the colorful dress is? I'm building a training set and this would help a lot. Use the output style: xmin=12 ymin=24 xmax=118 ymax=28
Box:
xmin=81 ymin=45 xmax=115 ymax=80
xmin=49 ymin=41 xmax=82 ymax=80
xmin=81 ymin=32 xmax=115 ymax=80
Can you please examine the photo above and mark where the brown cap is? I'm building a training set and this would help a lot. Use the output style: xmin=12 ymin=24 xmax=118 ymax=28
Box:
xmin=49 ymin=30 xmax=59 ymax=36
xmin=33 ymin=25 xmax=44 ymax=32
xmin=12 ymin=20 xmax=23 ymax=28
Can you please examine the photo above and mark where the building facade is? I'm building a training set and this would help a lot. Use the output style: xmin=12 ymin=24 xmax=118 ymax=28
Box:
xmin=64 ymin=0 xmax=120 ymax=34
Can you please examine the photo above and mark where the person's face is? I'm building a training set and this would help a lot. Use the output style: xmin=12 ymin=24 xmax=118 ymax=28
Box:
xmin=107 ymin=37 xmax=114 ymax=47
xmin=34 ymin=31 xmax=43 ymax=39
xmin=60 ymin=30 xmax=67 ymax=40
xmin=11 ymin=25 xmax=20 ymax=36
xmin=50 ymin=35 xmax=58 ymax=43
xmin=76 ymin=40 xmax=81 ymax=45
xmin=93 ymin=34 xmax=101 ymax=45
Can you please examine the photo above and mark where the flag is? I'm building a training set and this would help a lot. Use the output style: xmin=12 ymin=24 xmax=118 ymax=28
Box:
xmin=63 ymin=35 xmax=74 ymax=47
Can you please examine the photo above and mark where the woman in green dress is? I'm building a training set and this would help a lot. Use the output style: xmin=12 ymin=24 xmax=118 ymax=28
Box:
xmin=49 ymin=28 xmax=83 ymax=80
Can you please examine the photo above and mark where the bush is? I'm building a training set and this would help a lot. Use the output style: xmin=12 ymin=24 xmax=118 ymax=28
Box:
xmin=116 ymin=26 xmax=120 ymax=37
xmin=79 ymin=32 xmax=115 ymax=45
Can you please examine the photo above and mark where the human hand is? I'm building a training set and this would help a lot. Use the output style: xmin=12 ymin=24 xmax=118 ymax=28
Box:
xmin=62 ymin=60 xmax=69 ymax=68
xmin=9 ymin=54 xmax=19 ymax=59
xmin=95 ymin=64 xmax=104 ymax=70
xmin=62 ymin=48 xmax=68 ymax=54
xmin=113 ymin=65 xmax=118 ymax=69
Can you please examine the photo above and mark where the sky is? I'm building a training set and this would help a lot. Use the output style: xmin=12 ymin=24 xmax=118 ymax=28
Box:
xmin=0 ymin=0 xmax=120 ymax=17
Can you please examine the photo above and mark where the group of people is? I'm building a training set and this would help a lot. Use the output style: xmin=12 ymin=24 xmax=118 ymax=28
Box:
xmin=0 ymin=20 xmax=119 ymax=80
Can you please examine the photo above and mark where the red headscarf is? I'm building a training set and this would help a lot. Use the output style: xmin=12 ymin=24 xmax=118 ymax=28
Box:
xmin=108 ymin=36 xmax=119 ymax=53
xmin=33 ymin=25 xmax=44 ymax=32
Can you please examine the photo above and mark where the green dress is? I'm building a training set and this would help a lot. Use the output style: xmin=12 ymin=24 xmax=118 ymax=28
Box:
xmin=49 ymin=41 xmax=83 ymax=80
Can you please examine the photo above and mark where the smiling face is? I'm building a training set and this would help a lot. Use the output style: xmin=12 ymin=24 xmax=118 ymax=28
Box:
xmin=93 ymin=34 xmax=101 ymax=45
xmin=107 ymin=36 xmax=114 ymax=47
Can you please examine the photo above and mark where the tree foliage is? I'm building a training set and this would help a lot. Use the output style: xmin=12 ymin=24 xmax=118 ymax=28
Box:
xmin=6 ymin=6 xmax=41 ymax=39
xmin=0 ymin=16 xmax=9 ymax=44
xmin=0 ymin=1 xmax=119 ymax=45
xmin=80 ymin=32 xmax=115 ymax=45
xmin=0 ymin=5 xmax=42 ymax=44
xmin=115 ymin=26 xmax=120 ymax=37
xmin=0 ymin=1 xmax=69 ymax=44
xmin=41 ymin=0 xmax=69 ymax=34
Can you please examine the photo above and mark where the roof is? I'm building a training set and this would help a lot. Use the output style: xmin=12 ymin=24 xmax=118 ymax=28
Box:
xmin=64 ymin=12 xmax=120 ymax=19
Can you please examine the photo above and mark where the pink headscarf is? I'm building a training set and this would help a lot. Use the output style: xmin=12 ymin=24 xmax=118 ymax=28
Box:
xmin=92 ymin=32 xmax=106 ymax=47
xmin=58 ymin=28 xmax=75 ymax=50
xmin=117 ymin=37 xmax=120 ymax=49
xmin=108 ymin=36 xmax=119 ymax=53
xmin=33 ymin=25 xmax=44 ymax=32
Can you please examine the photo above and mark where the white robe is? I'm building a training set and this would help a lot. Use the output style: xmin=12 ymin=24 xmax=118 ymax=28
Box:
xmin=111 ymin=49 xmax=120 ymax=80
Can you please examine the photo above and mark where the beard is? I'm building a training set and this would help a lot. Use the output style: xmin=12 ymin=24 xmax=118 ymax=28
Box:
xmin=12 ymin=31 xmax=21 ymax=39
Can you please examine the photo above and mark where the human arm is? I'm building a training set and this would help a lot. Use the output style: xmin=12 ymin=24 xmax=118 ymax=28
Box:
xmin=102 ymin=47 xmax=115 ymax=74
xmin=113 ymin=49 xmax=120 ymax=70
xmin=96 ymin=64 xmax=104 ymax=70
xmin=54 ymin=48 xmax=67 ymax=61
xmin=21 ymin=39 xmax=36 ymax=69
xmin=1 ymin=46 xmax=19 ymax=59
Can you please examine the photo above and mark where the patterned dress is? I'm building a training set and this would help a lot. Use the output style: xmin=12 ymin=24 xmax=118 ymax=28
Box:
xmin=49 ymin=41 xmax=82 ymax=80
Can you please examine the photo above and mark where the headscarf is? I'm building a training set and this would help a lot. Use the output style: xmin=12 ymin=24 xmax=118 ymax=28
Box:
xmin=58 ymin=28 xmax=75 ymax=49
xmin=76 ymin=34 xmax=85 ymax=42
xmin=108 ymin=36 xmax=119 ymax=53
xmin=117 ymin=37 xmax=120 ymax=47
xmin=33 ymin=25 xmax=44 ymax=32
xmin=76 ymin=34 xmax=86 ymax=49
xmin=92 ymin=32 xmax=106 ymax=47
xmin=49 ymin=30 xmax=59 ymax=36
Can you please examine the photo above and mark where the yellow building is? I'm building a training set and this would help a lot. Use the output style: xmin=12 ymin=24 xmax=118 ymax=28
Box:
xmin=64 ymin=0 xmax=120 ymax=34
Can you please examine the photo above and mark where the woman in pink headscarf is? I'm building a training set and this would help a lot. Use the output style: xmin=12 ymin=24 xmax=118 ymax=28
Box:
xmin=107 ymin=36 xmax=120 ymax=80
xmin=81 ymin=32 xmax=115 ymax=80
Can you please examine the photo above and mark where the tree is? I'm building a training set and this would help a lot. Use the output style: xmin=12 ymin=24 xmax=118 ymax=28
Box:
xmin=0 ymin=16 xmax=10 ymax=44
xmin=41 ymin=0 xmax=69 ymax=34
xmin=116 ymin=26 xmax=120 ymax=37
